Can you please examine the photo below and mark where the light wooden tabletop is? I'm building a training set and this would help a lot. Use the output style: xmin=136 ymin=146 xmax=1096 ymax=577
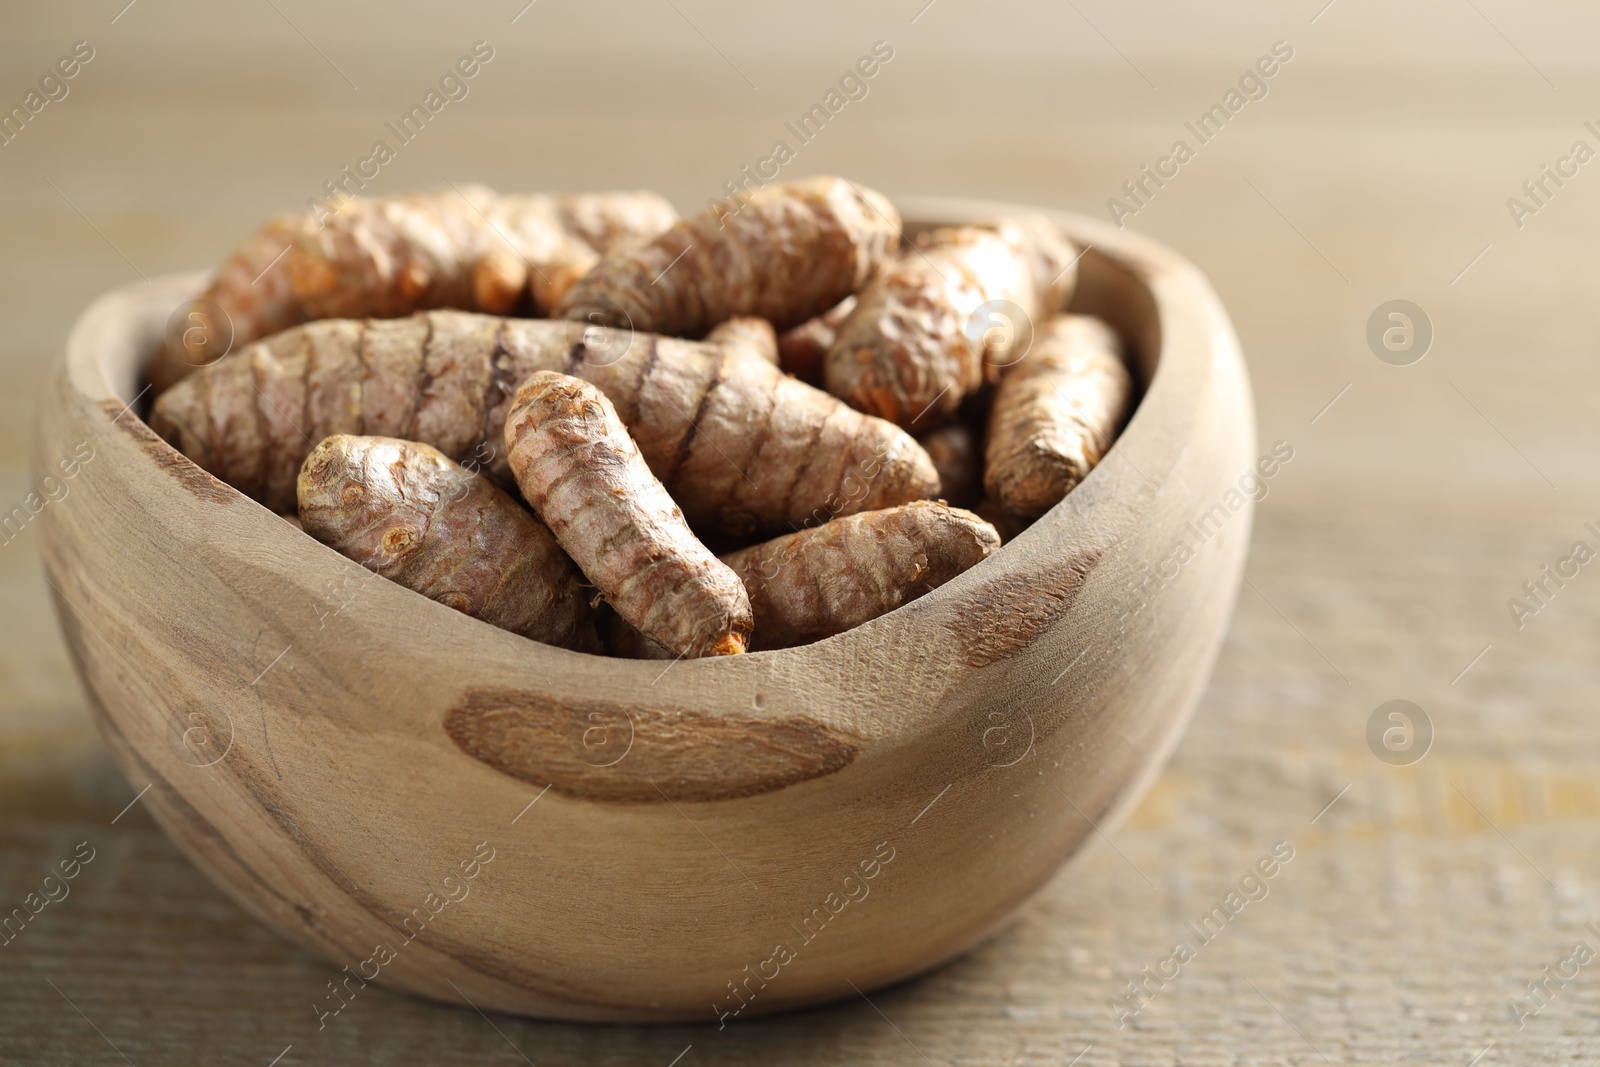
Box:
xmin=5 ymin=2 xmax=1600 ymax=1063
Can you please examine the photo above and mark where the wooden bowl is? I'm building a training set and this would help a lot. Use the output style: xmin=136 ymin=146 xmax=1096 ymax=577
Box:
xmin=33 ymin=198 xmax=1254 ymax=1023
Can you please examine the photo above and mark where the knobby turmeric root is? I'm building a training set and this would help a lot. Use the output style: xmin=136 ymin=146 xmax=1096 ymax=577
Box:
xmin=297 ymin=435 xmax=598 ymax=651
xmin=824 ymin=218 xmax=1079 ymax=430
xmin=505 ymin=372 xmax=752 ymax=659
xmin=984 ymin=314 xmax=1133 ymax=519
xmin=558 ymin=176 xmax=900 ymax=338
xmin=775 ymin=295 xmax=855 ymax=385
xmin=148 ymin=186 xmax=678 ymax=392
xmin=151 ymin=311 xmax=940 ymax=533
xmin=720 ymin=501 xmax=999 ymax=651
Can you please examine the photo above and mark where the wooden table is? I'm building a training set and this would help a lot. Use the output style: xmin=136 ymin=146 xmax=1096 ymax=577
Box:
xmin=5 ymin=3 xmax=1599 ymax=1062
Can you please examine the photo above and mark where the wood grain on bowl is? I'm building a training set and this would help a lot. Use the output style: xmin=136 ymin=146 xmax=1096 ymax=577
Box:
xmin=443 ymin=687 xmax=859 ymax=803
xmin=31 ymin=199 xmax=1254 ymax=1022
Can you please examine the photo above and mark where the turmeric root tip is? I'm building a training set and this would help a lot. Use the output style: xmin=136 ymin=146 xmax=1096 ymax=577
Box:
xmin=775 ymin=295 xmax=855 ymax=386
xmin=973 ymin=495 xmax=1034 ymax=546
xmin=147 ymin=213 xmax=309 ymax=395
xmin=297 ymin=434 xmax=598 ymax=651
xmin=984 ymin=314 xmax=1133 ymax=519
xmin=721 ymin=501 xmax=1000 ymax=651
xmin=504 ymin=371 xmax=753 ymax=659
xmin=557 ymin=176 xmax=900 ymax=338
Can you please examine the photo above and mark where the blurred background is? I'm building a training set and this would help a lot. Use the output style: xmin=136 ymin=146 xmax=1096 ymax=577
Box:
xmin=5 ymin=1 xmax=1599 ymax=1063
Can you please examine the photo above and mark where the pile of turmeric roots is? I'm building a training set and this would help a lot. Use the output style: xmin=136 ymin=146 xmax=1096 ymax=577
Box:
xmin=150 ymin=176 xmax=1134 ymax=658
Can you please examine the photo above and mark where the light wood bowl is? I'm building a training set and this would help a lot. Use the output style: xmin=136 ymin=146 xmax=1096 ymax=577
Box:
xmin=33 ymin=199 xmax=1254 ymax=1023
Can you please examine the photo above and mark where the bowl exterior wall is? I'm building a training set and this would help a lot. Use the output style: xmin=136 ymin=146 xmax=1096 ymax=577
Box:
xmin=34 ymin=205 xmax=1253 ymax=1022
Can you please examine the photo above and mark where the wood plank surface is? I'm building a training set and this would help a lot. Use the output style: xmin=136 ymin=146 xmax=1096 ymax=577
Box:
xmin=5 ymin=1 xmax=1600 ymax=1062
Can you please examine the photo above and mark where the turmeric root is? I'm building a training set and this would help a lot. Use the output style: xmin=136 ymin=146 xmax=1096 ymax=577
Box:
xmin=147 ymin=186 xmax=678 ymax=391
xmin=824 ymin=217 xmax=1079 ymax=430
xmin=290 ymin=185 xmax=678 ymax=323
xmin=537 ymin=192 xmax=686 ymax=297
xmin=152 ymin=311 xmax=940 ymax=532
xmin=297 ymin=435 xmax=598 ymax=651
xmin=505 ymin=372 xmax=751 ymax=658
xmin=603 ymin=500 xmax=1000 ymax=655
xmin=510 ymin=317 xmax=939 ymax=536
xmin=918 ymin=422 xmax=983 ymax=509
xmin=705 ymin=316 xmax=778 ymax=366
xmin=775 ymin=295 xmax=855 ymax=385
xmin=149 ymin=214 xmax=306 ymax=394
xmin=984 ymin=314 xmax=1133 ymax=518
xmin=718 ymin=501 xmax=999 ymax=651
xmin=557 ymin=176 xmax=899 ymax=338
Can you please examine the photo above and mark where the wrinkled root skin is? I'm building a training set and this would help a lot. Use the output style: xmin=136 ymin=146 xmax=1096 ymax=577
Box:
xmin=824 ymin=218 xmax=1079 ymax=432
xmin=148 ymin=187 xmax=677 ymax=392
xmin=558 ymin=176 xmax=900 ymax=338
xmin=297 ymin=434 xmax=598 ymax=651
xmin=719 ymin=501 xmax=1000 ymax=651
xmin=984 ymin=314 xmax=1133 ymax=519
xmin=151 ymin=311 xmax=939 ymax=534
xmin=504 ymin=372 xmax=752 ymax=660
